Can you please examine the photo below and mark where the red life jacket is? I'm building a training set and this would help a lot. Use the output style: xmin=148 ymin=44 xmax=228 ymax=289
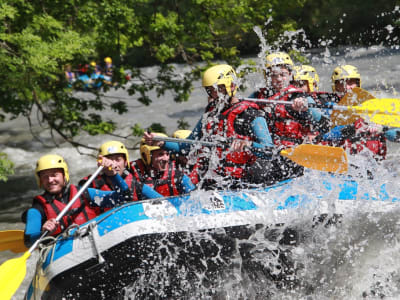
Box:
xmin=204 ymin=100 xmax=259 ymax=178
xmin=131 ymin=159 xmax=180 ymax=196
xmin=255 ymin=85 xmax=315 ymax=148
xmin=342 ymin=118 xmax=387 ymax=160
xmin=34 ymin=185 xmax=97 ymax=236
xmin=82 ymin=170 xmax=139 ymax=214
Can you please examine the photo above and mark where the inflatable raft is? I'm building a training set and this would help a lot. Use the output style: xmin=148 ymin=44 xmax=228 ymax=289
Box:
xmin=25 ymin=174 xmax=400 ymax=299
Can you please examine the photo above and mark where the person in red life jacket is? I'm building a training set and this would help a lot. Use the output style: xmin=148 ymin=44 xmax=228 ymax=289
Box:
xmin=21 ymin=154 xmax=131 ymax=247
xmin=248 ymin=52 xmax=330 ymax=148
xmin=322 ymin=65 xmax=400 ymax=161
xmin=143 ymin=64 xmax=291 ymax=189
xmin=130 ymin=133 xmax=196 ymax=196
xmin=79 ymin=141 xmax=163 ymax=214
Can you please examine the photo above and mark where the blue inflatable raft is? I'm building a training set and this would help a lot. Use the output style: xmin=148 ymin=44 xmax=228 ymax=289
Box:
xmin=25 ymin=174 xmax=400 ymax=299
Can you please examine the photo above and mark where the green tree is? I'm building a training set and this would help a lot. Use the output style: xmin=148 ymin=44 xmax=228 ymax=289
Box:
xmin=0 ymin=153 xmax=14 ymax=182
xmin=0 ymin=0 xmax=398 ymax=152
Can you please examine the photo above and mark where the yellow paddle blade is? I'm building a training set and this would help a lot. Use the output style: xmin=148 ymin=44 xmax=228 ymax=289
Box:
xmin=331 ymin=87 xmax=375 ymax=127
xmin=0 ymin=251 xmax=31 ymax=300
xmin=354 ymin=98 xmax=400 ymax=127
xmin=280 ymin=144 xmax=348 ymax=174
xmin=0 ymin=230 xmax=27 ymax=253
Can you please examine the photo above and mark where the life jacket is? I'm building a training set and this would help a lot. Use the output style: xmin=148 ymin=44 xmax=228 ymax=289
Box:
xmin=82 ymin=169 xmax=139 ymax=214
xmin=342 ymin=118 xmax=387 ymax=160
xmin=204 ymin=100 xmax=259 ymax=178
xmin=131 ymin=159 xmax=181 ymax=196
xmin=34 ymin=185 xmax=97 ymax=236
xmin=255 ymin=85 xmax=316 ymax=148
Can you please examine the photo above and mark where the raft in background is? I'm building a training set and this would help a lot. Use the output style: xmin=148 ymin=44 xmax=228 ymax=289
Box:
xmin=26 ymin=174 xmax=400 ymax=299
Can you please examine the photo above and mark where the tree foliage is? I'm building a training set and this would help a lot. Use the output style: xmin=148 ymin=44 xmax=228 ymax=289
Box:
xmin=0 ymin=0 xmax=398 ymax=153
xmin=0 ymin=153 xmax=14 ymax=182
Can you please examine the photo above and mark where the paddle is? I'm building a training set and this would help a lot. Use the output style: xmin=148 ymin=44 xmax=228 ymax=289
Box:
xmin=152 ymin=136 xmax=348 ymax=174
xmin=243 ymin=96 xmax=400 ymax=127
xmin=0 ymin=230 xmax=26 ymax=254
xmin=280 ymin=144 xmax=348 ymax=174
xmin=0 ymin=165 xmax=104 ymax=300
xmin=330 ymin=87 xmax=375 ymax=127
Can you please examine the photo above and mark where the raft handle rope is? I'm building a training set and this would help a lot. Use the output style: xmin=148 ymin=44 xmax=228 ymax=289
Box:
xmin=88 ymin=222 xmax=105 ymax=264
xmin=32 ymin=223 xmax=83 ymax=299
xmin=64 ymin=223 xmax=105 ymax=264
xmin=32 ymin=234 xmax=63 ymax=300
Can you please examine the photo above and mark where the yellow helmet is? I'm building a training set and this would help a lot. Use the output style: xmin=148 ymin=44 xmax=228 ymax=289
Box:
xmin=104 ymin=57 xmax=112 ymax=64
xmin=172 ymin=130 xmax=191 ymax=139
xmin=99 ymin=141 xmax=130 ymax=167
xmin=293 ymin=65 xmax=320 ymax=92
xmin=202 ymin=64 xmax=237 ymax=97
xmin=331 ymin=65 xmax=361 ymax=92
xmin=90 ymin=61 xmax=96 ymax=67
xmin=140 ymin=133 xmax=168 ymax=165
xmin=266 ymin=52 xmax=294 ymax=69
xmin=35 ymin=154 xmax=69 ymax=188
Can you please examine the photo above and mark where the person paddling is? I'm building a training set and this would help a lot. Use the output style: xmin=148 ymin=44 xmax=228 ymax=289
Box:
xmin=323 ymin=65 xmax=400 ymax=161
xmin=144 ymin=64 xmax=293 ymax=189
xmin=79 ymin=141 xmax=163 ymax=214
xmin=249 ymin=51 xmax=330 ymax=148
xmin=22 ymin=154 xmax=130 ymax=246
xmin=130 ymin=133 xmax=196 ymax=196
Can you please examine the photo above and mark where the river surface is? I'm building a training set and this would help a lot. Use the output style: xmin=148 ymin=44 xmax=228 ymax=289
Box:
xmin=1 ymin=46 xmax=400 ymax=299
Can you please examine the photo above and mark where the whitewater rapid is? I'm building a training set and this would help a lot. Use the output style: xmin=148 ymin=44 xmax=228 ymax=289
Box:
xmin=1 ymin=46 xmax=400 ymax=299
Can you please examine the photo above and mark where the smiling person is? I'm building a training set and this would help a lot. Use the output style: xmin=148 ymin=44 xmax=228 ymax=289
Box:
xmin=130 ymin=133 xmax=196 ymax=196
xmin=22 ymin=154 xmax=132 ymax=246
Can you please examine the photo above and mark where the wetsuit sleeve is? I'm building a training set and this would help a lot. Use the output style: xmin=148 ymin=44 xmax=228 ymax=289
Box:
xmin=87 ymin=173 xmax=130 ymax=207
xmin=87 ymin=188 xmax=117 ymax=207
xmin=141 ymin=184 xmax=163 ymax=199
xmin=322 ymin=125 xmax=346 ymax=141
xmin=181 ymin=174 xmax=196 ymax=193
xmin=385 ymin=128 xmax=400 ymax=142
xmin=23 ymin=208 xmax=42 ymax=247
xmin=322 ymin=125 xmax=355 ymax=141
xmin=306 ymin=96 xmax=331 ymax=136
xmin=163 ymin=118 xmax=202 ymax=153
xmin=306 ymin=96 xmax=322 ymax=122
xmin=109 ymin=173 xmax=129 ymax=191
xmin=250 ymin=116 xmax=274 ymax=159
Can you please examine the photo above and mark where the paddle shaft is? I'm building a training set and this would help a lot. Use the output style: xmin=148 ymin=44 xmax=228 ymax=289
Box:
xmin=152 ymin=136 xmax=217 ymax=147
xmin=243 ymin=97 xmax=397 ymax=114
xmin=27 ymin=165 xmax=104 ymax=254
xmin=152 ymin=135 xmax=274 ymax=154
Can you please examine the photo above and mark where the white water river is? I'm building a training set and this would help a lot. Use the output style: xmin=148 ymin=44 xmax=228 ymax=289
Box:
xmin=1 ymin=46 xmax=400 ymax=299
